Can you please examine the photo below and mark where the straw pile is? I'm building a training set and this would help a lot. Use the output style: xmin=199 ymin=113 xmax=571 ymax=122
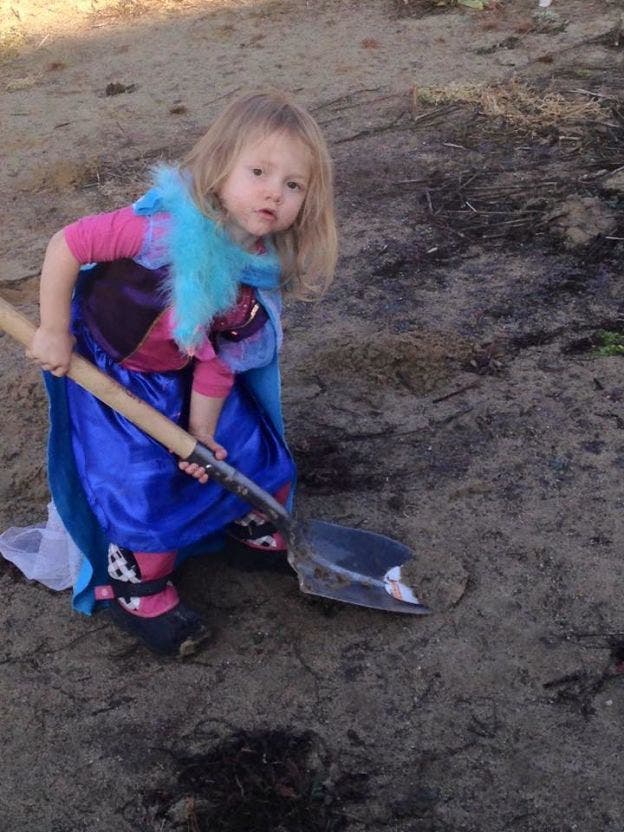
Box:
xmin=413 ymin=79 xmax=603 ymax=129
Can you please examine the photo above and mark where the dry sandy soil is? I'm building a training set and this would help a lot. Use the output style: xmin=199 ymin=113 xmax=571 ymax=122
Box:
xmin=2 ymin=0 xmax=624 ymax=830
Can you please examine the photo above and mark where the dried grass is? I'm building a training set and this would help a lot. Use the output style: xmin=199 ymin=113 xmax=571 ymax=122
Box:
xmin=0 ymin=27 xmax=26 ymax=62
xmin=102 ymin=0 xmax=148 ymax=19
xmin=91 ymin=0 xmax=226 ymax=24
xmin=413 ymin=79 xmax=603 ymax=128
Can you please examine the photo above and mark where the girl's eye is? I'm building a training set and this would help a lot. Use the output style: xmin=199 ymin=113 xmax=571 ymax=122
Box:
xmin=252 ymin=168 xmax=263 ymax=176
xmin=287 ymin=181 xmax=301 ymax=191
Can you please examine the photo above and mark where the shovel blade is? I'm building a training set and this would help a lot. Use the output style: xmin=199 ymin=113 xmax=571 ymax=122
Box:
xmin=289 ymin=520 xmax=431 ymax=615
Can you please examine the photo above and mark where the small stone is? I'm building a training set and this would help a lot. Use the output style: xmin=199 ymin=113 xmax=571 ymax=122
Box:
xmin=545 ymin=196 xmax=616 ymax=249
xmin=166 ymin=797 xmax=193 ymax=826
xmin=105 ymin=81 xmax=137 ymax=96
xmin=166 ymin=797 xmax=214 ymax=827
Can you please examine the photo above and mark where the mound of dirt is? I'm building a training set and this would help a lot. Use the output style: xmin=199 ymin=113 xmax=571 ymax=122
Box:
xmin=297 ymin=328 xmax=476 ymax=397
xmin=400 ymin=549 xmax=469 ymax=611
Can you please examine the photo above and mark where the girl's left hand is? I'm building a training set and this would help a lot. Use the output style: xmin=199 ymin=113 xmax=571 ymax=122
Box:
xmin=178 ymin=434 xmax=228 ymax=485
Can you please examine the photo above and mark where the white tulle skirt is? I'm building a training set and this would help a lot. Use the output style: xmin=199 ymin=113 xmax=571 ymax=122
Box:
xmin=0 ymin=502 xmax=84 ymax=591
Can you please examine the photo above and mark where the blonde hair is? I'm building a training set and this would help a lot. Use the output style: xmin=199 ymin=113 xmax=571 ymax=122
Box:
xmin=183 ymin=90 xmax=337 ymax=299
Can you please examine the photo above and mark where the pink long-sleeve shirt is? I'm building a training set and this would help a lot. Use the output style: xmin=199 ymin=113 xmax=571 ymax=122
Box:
xmin=64 ymin=207 xmax=235 ymax=397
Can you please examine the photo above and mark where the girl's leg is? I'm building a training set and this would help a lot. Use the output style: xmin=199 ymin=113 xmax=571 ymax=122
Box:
xmin=95 ymin=546 xmax=212 ymax=655
xmin=226 ymin=483 xmax=291 ymax=552
xmin=94 ymin=547 xmax=177 ymax=612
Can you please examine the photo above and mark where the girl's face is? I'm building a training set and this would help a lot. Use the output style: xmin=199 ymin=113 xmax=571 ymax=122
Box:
xmin=218 ymin=131 xmax=311 ymax=246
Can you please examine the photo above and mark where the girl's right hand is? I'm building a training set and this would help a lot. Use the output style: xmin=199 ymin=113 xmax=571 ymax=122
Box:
xmin=27 ymin=327 xmax=76 ymax=376
xmin=178 ymin=434 xmax=228 ymax=485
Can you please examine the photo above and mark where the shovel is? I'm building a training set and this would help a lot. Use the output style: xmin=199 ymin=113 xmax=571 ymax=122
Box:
xmin=0 ymin=296 xmax=430 ymax=615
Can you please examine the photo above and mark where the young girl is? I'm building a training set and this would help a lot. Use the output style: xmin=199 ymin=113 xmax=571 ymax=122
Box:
xmin=25 ymin=90 xmax=337 ymax=656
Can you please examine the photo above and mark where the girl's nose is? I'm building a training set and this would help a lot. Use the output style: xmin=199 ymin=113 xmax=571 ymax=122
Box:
xmin=265 ymin=180 xmax=282 ymax=202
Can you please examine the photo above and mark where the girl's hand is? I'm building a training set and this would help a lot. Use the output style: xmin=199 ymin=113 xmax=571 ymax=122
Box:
xmin=27 ymin=327 xmax=76 ymax=376
xmin=178 ymin=434 xmax=228 ymax=485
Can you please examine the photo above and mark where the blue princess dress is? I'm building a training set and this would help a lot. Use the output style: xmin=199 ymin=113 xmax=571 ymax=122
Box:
xmin=46 ymin=167 xmax=294 ymax=614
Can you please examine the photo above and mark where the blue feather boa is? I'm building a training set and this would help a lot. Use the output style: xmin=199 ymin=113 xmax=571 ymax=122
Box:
xmin=136 ymin=165 xmax=282 ymax=352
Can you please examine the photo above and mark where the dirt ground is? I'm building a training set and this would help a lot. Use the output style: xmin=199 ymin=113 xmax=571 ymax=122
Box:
xmin=2 ymin=0 xmax=624 ymax=829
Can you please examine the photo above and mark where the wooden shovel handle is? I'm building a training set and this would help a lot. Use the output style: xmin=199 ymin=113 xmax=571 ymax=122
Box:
xmin=0 ymin=295 xmax=196 ymax=458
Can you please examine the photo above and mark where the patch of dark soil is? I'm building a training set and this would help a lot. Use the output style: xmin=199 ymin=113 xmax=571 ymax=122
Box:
xmin=293 ymin=435 xmax=342 ymax=482
xmin=561 ymin=319 xmax=624 ymax=355
xmin=334 ymin=256 xmax=455 ymax=325
xmin=563 ymin=333 xmax=605 ymax=356
xmin=293 ymin=435 xmax=389 ymax=493
xmin=145 ymin=729 xmax=367 ymax=832
xmin=370 ymin=238 xmax=450 ymax=280
xmin=218 ymin=540 xmax=292 ymax=574
xmin=542 ymin=665 xmax=624 ymax=718
xmin=345 ymin=77 xmax=624 ymax=270
xmin=609 ymin=637 xmax=624 ymax=664
xmin=526 ymin=261 xmax=618 ymax=308
xmin=508 ymin=328 xmax=565 ymax=352
xmin=294 ymin=411 xmax=490 ymax=494
xmin=598 ymin=24 xmax=624 ymax=50
xmin=0 ymin=557 xmax=28 ymax=581
xmin=416 ymin=163 xmax=624 ymax=260
xmin=349 ymin=238 xmax=621 ymax=346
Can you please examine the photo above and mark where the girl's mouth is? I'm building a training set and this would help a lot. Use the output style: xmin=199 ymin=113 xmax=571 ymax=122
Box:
xmin=257 ymin=208 xmax=277 ymax=220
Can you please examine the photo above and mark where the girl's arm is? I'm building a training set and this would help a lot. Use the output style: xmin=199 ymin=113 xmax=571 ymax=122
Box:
xmin=28 ymin=230 xmax=80 ymax=376
xmin=178 ymin=389 xmax=228 ymax=484
xmin=29 ymin=208 xmax=147 ymax=375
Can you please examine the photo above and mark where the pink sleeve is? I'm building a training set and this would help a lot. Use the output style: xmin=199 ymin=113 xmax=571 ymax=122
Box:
xmin=63 ymin=206 xmax=148 ymax=264
xmin=192 ymin=355 xmax=235 ymax=398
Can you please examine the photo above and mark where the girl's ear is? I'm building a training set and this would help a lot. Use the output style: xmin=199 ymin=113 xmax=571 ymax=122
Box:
xmin=210 ymin=190 xmax=224 ymax=210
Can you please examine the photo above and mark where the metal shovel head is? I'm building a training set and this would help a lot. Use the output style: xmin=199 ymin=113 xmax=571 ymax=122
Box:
xmin=290 ymin=519 xmax=431 ymax=614
xmin=184 ymin=443 xmax=430 ymax=614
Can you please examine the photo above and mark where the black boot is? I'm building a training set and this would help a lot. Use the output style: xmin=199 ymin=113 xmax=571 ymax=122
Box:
xmin=100 ymin=545 xmax=214 ymax=656
xmin=107 ymin=601 xmax=214 ymax=656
